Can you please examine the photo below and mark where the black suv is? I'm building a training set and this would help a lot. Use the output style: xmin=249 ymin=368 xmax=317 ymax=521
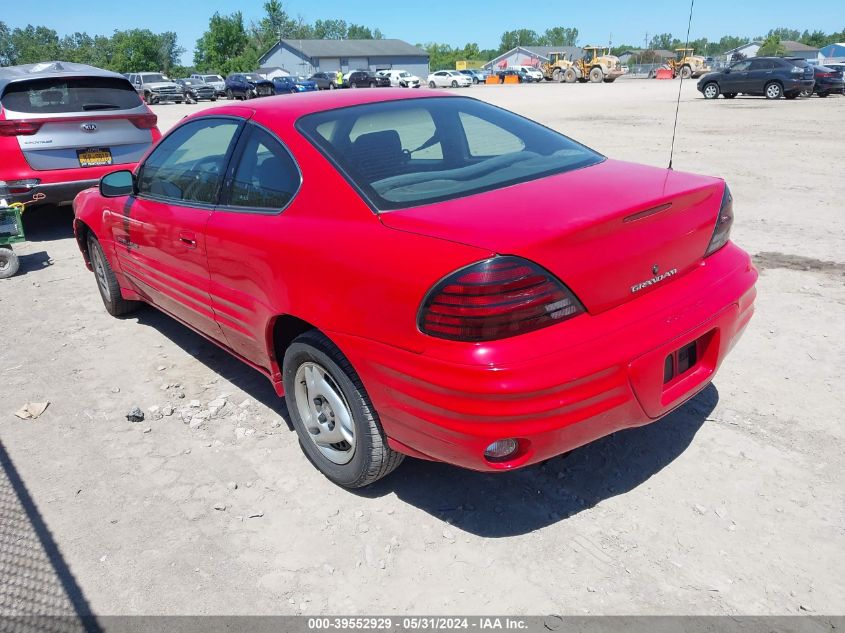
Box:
xmin=697 ymin=57 xmax=815 ymax=100
xmin=345 ymin=70 xmax=390 ymax=88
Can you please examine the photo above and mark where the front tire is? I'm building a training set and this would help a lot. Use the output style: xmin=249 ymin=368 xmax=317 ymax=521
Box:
xmin=680 ymin=65 xmax=692 ymax=79
xmin=0 ymin=247 xmax=19 ymax=279
xmin=702 ymin=82 xmax=720 ymax=99
xmin=283 ymin=331 xmax=404 ymax=488
xmin=226 ymin=89 xmax=233 ymax=100
xmin=87 ymin=234 xmax=139 ymax=316
xmin=764 ymin=82 xmax=783 ymax=99
xmin=451 ymin=80 xmax=458 ymax=87
xmin=589 ymin=67 xmax=604 ymax=83
xmin=564 ymin=68 xmax=577 ymax=83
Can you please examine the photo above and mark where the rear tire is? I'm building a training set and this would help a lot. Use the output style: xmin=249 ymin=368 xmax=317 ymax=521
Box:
xmin=564 ymin=68 xmax=577 ymax=83
xmin=764 ymin=82 xmax=783 ymax=99
xmin=552 ymin=68 xmax=562 ymax=82
xmin=429 ymin=81 xmax=436 ymax=88
xmin=0 ymin=247 xmax=19 ymax=279
xmin=818 ymin=91 xmax=829 ymax=98
xmin=589 ymin=67 xmax=604 ymax=83
xmin=283 ymin=330 xmax=404 ymax=488
xmin=451 ymin=80 xmax=458 ymax=87
xmin=87 ymin=234 xmax=139 ymax=317
xmin=226 ymin=89 xmax=233 ymax=100
xmin=784 ymin=92 xmax=798 ymax=100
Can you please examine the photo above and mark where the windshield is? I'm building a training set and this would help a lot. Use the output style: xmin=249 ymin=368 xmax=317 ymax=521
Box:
xmin=245 ymin=73 xmax=263 ymax=81
xmin=399 ymin=72 xmax=410 ymax=77
xmin=203 ymin=75 xmax=221 ymax=82
xmin=141 ymin=74 xmax=167 ymax=83
xmin=297 ymin=97 xmax=603 ymax=212
xmin=1 ymin=76 xmax=143 ymax=113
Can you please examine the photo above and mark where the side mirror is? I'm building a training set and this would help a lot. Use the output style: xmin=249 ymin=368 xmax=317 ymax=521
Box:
xmin=100 ymin=170 xmax=136 ymax=198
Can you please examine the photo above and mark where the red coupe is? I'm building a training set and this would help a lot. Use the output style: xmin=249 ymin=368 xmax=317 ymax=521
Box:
xmin=73 ymin=90 xmax=757 ymax=488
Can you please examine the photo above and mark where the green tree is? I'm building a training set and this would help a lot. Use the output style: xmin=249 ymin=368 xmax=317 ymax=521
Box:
xmin=10 ymin=25 xmax=61 ymax=64
xmin=499 ymin=29 xmax=540 ymax=53
xmin=347 ymin=24 xmax=376 ymax=39
xmin=539 ymin=27 xmax=578 ymax=46
xmin=767 ymin=28 xmax=800 ymax=42
xmin=800 ymin=29 xmax=828 ymax=48
xmin=649 ymin=33 xmax=676 ymax=50
xmin=757 ymin=35 xmax=787 ymax=56
xmin=313 ymin=19 xmax=347 ymax=39
xmin=0 ymin=22 xmax=13 ymax=66
xmin=194 ymin=12 xmax=252 ymax=74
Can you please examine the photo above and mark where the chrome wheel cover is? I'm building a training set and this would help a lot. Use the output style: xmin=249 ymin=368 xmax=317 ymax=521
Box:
xmin=294 ymin=362 xmax=356 ymax=465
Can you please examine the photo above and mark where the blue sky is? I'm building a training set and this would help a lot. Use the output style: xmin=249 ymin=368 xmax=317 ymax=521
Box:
xmin=5 ymin=0 xmax=835 ymax=64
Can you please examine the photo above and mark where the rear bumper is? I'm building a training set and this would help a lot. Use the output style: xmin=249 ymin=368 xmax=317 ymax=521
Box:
xmin=332 ymin=243 xmax=757 ymax=472
xmin=785 ymin=78 xmax=815 ymax=92
xmin=5 ymin=178 xmax=100 ymax=207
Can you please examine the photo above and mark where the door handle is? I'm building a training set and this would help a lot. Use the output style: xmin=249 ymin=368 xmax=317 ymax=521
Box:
xmin=179 ymin=231 xmax=197 ymax=248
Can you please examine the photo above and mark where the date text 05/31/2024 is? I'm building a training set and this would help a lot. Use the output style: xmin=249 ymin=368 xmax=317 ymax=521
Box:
xmin=308 ymin=617 xmax=529 ymax=630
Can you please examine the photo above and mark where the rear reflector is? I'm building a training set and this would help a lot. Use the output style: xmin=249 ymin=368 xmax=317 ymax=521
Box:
xmin=419 ymin=256 xmax=584 ymax=342
xmin=484 ymin=439 xmax=519 ymax=462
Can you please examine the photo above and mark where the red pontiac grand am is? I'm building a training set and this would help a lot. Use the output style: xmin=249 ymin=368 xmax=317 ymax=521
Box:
xmin=73 ymin=90 xmax=757 ymax=488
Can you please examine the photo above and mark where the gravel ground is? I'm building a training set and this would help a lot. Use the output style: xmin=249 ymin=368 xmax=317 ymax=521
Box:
xmin=1 ymin=79 xmax=843 ymax=616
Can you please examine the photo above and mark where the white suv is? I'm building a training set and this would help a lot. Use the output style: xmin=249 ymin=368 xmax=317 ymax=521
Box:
xmin=378 ymin=70 xmax=421 ymax=88
xmin=511 ymin=65 xmax=544 ymax=82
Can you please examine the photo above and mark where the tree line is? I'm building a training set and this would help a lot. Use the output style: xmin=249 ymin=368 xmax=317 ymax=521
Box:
xmin=2 ymin=6 xmax=843 ymax=76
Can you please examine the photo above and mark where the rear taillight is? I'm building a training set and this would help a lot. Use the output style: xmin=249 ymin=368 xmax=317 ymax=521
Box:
xmin=419 ymin=256 xmax=584 ymax=342
xmin=0 ymin=120 xmax=43 ymax=136
xmin=817 ymin=71 xmax=836 ymax=78
xmin=128 ymin=113 xmax=158 ymax=130
xmin=705 ymin=185 xmax=734 ymax=256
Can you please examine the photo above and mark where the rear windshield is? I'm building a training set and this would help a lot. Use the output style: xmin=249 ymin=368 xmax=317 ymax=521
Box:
xmin=297 ymin=97 xmax=603 ymax=212
xmin=786 ymin=59 xmax=810 ymax=68
xmin=1 ymin=76 xmax=142 ymax=114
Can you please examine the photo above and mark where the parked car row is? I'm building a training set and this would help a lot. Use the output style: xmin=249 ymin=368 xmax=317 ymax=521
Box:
xmin=696 ymin=56 xmax=844 ymax=100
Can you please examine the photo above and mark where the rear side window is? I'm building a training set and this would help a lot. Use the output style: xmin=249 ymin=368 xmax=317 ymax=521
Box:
xmin=227 ymin=125 xmax=300 ymax=210
xmin=1 ymin=76 xmax=143 ymax=114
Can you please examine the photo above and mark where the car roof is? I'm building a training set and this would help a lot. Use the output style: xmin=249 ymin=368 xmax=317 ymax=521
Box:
xmin=184 ymin=90 xmax=458 ymax=126
xmin=0 ymin=61 xmax=127 ymax=93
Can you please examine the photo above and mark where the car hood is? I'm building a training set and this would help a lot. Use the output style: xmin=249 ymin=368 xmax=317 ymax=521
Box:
xmin=147 ymin=81 xmax=179 ymax=89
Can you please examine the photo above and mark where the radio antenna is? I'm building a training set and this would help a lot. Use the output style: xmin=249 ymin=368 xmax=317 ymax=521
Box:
xmin=668 ymin=0 xmax=696 ymax=170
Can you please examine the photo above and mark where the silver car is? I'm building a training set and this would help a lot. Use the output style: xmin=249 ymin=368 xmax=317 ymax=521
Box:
xmin=0 ymin=61 xmax=160 ymax=208
xmin=127 ymin=72 xmax=182 ymax=104
xmin=191 ymin=73 xmax=226 ymax=96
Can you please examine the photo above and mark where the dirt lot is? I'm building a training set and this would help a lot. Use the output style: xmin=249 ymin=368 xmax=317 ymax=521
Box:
xmin=1 ymin=80 xmax=843 ymax=617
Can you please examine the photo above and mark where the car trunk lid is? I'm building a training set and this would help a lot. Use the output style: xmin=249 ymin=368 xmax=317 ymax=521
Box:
xmin=380 ymin=159 xmax=724 ymax=315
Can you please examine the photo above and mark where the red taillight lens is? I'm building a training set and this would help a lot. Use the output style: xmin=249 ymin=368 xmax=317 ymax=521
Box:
xmin=705 ymin=185 xmax=734 ymax=256
xmin=817 ymin=72 xmax=835 ymax=78
xmin=419 ymin=256 xmax=584 ymax=342
xmin=0 ymin=120 xmax=43 ymax=136
xmin=128 ymin=113 xmax=158 ymax=130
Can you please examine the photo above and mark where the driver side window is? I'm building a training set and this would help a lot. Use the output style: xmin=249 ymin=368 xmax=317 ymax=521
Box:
xmin=731 ymin=61 xmax=751 ymax=72
xmin=137 ymin=118 xmax=240 ymax=205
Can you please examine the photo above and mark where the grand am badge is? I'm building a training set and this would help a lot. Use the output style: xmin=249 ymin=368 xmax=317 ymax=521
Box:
xmin=631 ymin=267 xmax=678 ymax=293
